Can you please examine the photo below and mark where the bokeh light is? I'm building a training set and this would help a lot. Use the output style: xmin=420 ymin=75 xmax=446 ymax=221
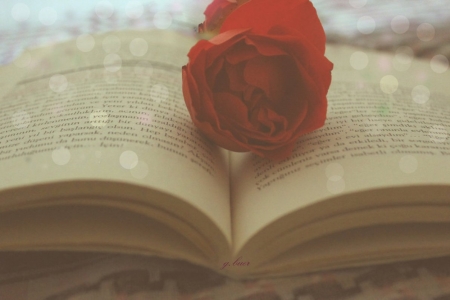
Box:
xmin=120 ymin=150 xmax=139 ymax=170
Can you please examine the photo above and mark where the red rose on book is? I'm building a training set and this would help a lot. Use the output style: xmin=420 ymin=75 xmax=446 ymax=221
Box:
xmin=182 ymin=0 xmax=333 ymax=161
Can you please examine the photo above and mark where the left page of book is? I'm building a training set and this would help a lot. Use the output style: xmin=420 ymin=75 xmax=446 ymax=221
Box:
xmin=0 ymin=30 xmax=231 ymax=264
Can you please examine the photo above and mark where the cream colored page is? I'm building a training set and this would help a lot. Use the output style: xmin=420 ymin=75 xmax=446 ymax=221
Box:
xmin=230 ymin=44 xmax=450 ymax=252
xmin=0 ymin=30 xmax=231 ymax=241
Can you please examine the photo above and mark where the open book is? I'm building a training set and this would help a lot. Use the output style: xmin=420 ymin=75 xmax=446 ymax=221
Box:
xmin=1 ymin=29 xmax=450 ymax=279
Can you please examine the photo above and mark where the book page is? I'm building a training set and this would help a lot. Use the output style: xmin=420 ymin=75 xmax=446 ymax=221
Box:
xmin=0 ymin=30 xmax=232 ymax=248
xmin=230 ymin=44 xmax=450 ymax=253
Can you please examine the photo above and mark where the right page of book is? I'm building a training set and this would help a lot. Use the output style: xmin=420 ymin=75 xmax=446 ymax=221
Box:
xmin=230 ymin=44 xmax=450 ymax=253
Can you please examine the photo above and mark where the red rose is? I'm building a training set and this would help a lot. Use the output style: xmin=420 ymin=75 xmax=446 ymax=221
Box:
xmin=183 ymin=0 xmax=333 ymax=161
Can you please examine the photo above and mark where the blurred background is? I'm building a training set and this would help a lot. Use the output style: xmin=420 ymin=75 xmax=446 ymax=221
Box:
xmin=0 ymin=0 xmax=449 ymax=65
xmin=1 ymin=0 xmax=450 ymax=299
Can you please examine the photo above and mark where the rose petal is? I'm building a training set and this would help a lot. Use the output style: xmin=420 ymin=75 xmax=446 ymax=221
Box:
xmin=262 ymin=107 xmax=288 ymax=133
xmin=224 ymin=60 xmax=246 ymax=92
xmin=184 ymin=57 xmax=227 ymax=136
xmin=257 ymin=108 xmax=275 ymax=134
xmin=280 ymin=86 xmax=309 ymax=127
xmin=208 ymin=28 xmax=250 ymax=46
xmin=225 ymin=40 xmax=259 ymax=64
xmin=182 ymin=65 xmax=201 ymax=118
xmin=244 ymin=86 xmax=263 ymax=113
xmin=203 ymin=0 xmax=238 ymax=33
xmin=243 ymin=55 xmax=290 ymax=106
xmin=184 ymin=69 xmax=250 ymax=152
xmin=187 ymin=39 xmax=213 ymax=62
xmin=261 ymin=25 xmax=334 ymax=92
xmin=220 ymin=0 xmax=326 ymax=53
xmin=183 ymin=64 xmax=214 ymax=123
xmin=213 ymin=65 xmax=230 ymax=92
xmin=245 ymin=26 xmax=332 ymax=136
xmin=244 ymin=36 xmax=288 ymax=57
xmin=214 ymin=92 xmax=253 ymax=129
xmin=206 ymin=28 xmax=251 ymax=66
xmin=206 ymin=56 xmax=225 ymax=88
xmin=204 ymin=0 xmax=233 ymax=19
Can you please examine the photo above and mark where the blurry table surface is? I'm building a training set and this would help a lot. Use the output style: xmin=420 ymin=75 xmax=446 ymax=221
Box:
xmin=1 ymin=0 xmax=450 ymax=299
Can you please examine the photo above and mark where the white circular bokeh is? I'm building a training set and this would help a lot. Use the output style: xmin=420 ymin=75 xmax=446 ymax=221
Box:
xmin=380 ymin=75 xmax=399 ymax=94
xmin=411 ymin=85 xmax=430 ymax=104
xmin=129 ymin=38 xmax=148 ymax=57
xmin=126 ymin=1 xmax=144 ymax=19
xmin=391 ymin=15 xmax=409 ymax=34
xmin=150 ymin=84 xmax=169 ymax=103
xmin=350 ymin=51 xmax=369 ymax=70
xmin=327 ymin=178 xmax=346 ymax=194
xmin=76 ymin=34 xmax=95 ymax=52
xmin=39 ymin=7 xmax=57 ymax=26
xmin=49 ymin=74 xmax=68 ymax=93
xmin=357 ymin=16 xmax=376 ymax=34
xmin=430 ymin=55 xmax=449 ymax=73
xmin=102 ymin=35 xmax=121 ymax=53
xmin=52 ymin=147 xmax=71 ymax=166
xmin=399 ymin=155 xmax=418 ymax=174
xmin=120 ymin=150 xmax=139 ymax=170
xmin=417 ymin=23 xmax=435 ymax=42
xmin=349 ymin=0 xmax=367 ymax=9
xmin=104 ymin=53 xmax=122 ymax=72
xmin=11 ymin=110 xmax=31 ymax=128
xmin=95 ymin=1 xmax=114 ymax=18
xmin=153 ymin=11 xmax=172 ymax=29
xmin=89 ymin=110 xmax=109 ymax=127
xmin=377 ymin=55 xmax=391 ymax=72
xmin=130 ymin=161 xmax=149 ymax=179
xmin=11 ymin=3 xmax=30 ymax=22
xmin=428 ymin=125 xmax=448 ymax=143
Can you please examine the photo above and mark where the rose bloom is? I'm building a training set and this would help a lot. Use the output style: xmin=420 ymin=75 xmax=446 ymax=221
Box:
xmin=182 ymin=0 xmax=333 ymax=161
